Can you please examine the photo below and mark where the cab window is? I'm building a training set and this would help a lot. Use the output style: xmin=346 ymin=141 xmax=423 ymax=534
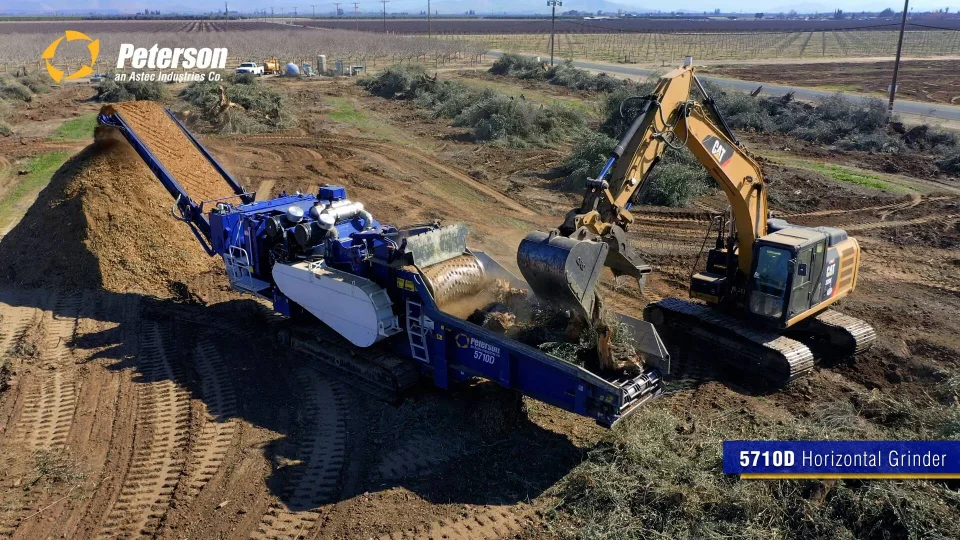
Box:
xmin=749 ymin=246 xmax=791 ymax=319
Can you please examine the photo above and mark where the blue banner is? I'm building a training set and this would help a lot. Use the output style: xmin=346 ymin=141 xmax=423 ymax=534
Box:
xmin=723 ymin=441 xmax=960 ymax=478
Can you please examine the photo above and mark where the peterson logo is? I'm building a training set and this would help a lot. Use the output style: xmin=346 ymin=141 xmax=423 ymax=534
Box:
xmin=42 ymin=30 xmax=100 ymax=83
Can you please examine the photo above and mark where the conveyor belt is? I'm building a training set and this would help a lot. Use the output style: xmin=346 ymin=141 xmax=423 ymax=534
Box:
xmin=100 ymin=101 xmax=240 ymax=205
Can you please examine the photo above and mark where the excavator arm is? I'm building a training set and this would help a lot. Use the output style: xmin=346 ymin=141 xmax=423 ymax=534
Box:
xmin=518 ymin=61 xmax=768 ymax=319
xmin=519 ymin=60 xmax=875 ymax=384
xmin=674 ymin=103 xmax=768 ymax=276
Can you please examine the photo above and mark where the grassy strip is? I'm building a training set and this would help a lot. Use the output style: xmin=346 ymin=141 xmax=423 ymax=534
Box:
xmin=0 ymin=151 xmax=70 ymax=232
xmin=808 ymin=162 xmax=892 ymax=190
xmin=50 ymin=114 xmax=97 ymax=141
xmin=323 ymin=96 xmax=420 ymax=146
xmin=327 ymin=97 xmax=367 ymax=124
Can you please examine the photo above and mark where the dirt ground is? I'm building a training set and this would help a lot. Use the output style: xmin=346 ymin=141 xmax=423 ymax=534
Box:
xmin=0 ymin=76 xmax=959 ymax=539
xmin=703 ymin=60 xmax=960 ymax=105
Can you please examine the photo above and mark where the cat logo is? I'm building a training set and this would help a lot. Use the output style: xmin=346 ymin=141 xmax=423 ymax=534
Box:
xmin=702 ymin=135 xmax=733 ymax=168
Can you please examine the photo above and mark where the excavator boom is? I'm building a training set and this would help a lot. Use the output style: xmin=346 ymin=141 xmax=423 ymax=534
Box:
xmin=519 ymin=59 xmax=875 ymax=383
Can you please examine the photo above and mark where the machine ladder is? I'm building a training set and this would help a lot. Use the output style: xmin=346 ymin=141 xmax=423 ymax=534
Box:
xmin=406 ymin=301 xmax=431 ymax=363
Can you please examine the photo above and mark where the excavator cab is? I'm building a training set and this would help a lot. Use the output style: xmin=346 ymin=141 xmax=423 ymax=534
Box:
xmin=748 ymin=225 xmax=852 ymax=329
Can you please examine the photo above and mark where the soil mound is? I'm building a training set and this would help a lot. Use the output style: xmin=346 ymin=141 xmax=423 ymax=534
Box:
xmin=0 ymin=127 xmax=219 ymax=296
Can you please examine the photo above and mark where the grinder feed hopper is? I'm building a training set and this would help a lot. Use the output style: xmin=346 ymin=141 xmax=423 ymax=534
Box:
xmin=517 ymin=230 xmax=609 ymax=320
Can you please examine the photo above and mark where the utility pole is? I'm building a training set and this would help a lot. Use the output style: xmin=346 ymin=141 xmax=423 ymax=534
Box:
xmin=427 ymin=0 xmax=431 ymax=38
xmin=271 ymin=6 xmax=274 ymax=20
xmin=293 ymin=6 xmax=297 ymax=18
xmin=547 ymin=0 xmax=562 ymax=66
xmin=334 ymin=2 xmax=341 ymax=20
xmin=224 ymin=2 xmax=228 ymax=22
xmin=310 ymin=4 xmax=316 ymax=17
xmin=381 ymin=0 xmax=389 ymax=32
xmin=888 ymin=0 xmax=909 ymax=118
xmin=353 ymin=2 xmax=359 ymax=30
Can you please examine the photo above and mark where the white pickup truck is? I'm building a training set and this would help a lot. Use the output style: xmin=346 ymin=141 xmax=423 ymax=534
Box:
xmin=235 ymin=62 xmax=265 ymax=76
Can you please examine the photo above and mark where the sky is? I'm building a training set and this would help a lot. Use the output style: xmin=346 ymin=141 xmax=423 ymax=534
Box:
xmin=4 ymin=0 xmax=958 ymax=16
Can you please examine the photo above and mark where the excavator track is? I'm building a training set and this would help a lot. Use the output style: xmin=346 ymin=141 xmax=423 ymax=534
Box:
xmin=793 ymin=309 xmax=876 ymax=358
xmin=279 ymin=323 xmax=421 ymax=403
xmin=645 ymin=298 xmax=815 ymax=385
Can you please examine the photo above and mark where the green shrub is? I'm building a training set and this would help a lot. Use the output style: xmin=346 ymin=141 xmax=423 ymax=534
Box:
xmin=229 ymin=72 xmax=257 ymax=85
xmin=489 ymin=53 xmax=546 ymax=80
xmin=491 ymin=56 xmax=629 ymax=92
xmin=599 ymin=82 xmax=657 ymax=138
xmin=414 ymin=80 xmax=473 ymax=118
xmin=360 ymin=64 xmax=583 ymax=147
xmin=553 ymin=401 xmax=960 ymax=539
xmin=640 ymin=158 xmax=708 ymax=207
xmin=179 ymin=78 xmax=294 ymax=134
xmin=0 ymin=120 xmax=11 ymax=136
xmin=13 ymin=72 xmax=50 ymax=95
xmin=562 ymin=131 xmax=616 ymax=190
xmin=358 ymin=64 xmax=435 ymax=99
xmin=453 ymin=93 xmax=583 ymax=147
xmin=709 ymin=89 xmax=945 ymax=156
xmin=937 ymin=152 xmax=960 ymax=175
xmin=95 ymin=79 xmax=166 ymax=102
xmin=0 ymin=78 xmax=33 ymax=102
xmin=547 ymin=61 xmax=627 ymax=92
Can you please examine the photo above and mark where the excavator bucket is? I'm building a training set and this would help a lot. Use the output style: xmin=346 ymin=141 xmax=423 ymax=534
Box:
xmin=517 ymin=231 xmax=609 ymax=319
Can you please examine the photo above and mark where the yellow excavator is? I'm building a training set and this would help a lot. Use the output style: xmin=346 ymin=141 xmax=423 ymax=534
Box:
xmin=517 ymin=59 xmax=875 ymax=384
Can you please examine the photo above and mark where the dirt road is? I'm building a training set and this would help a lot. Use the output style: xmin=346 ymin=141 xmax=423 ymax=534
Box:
xmin=488 ymin=52 xmax=960 ymax=122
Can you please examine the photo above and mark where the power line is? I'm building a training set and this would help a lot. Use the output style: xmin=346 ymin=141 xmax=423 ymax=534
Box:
xmin=547 ymin=0 xmax=562 ymax=65
xmin=889 ymin=0 xmax=910 ymax=116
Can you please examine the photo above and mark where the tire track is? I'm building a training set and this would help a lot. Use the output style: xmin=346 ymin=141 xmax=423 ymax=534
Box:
xmin=377 ymin=505 xmax=536 ymax=540
xmin=251 ymin=371 xmax=346 ymax=540
xmin=97 ymin=323 xmax=191 ymax=539
xmin=183 ymin=339 xmax=238 ymax=498
xmin=842 ymin=213 xmax=945 ymax=232
xmin=860 ymin=242 xmax=960 ymax=293
xmin=372 ymin=435 xmax=472 ymax=483
xmin=12 ymin=294 xmax=81 ymax=451
xmin=0 ymin=290 xmax=39 ymax=360
xmin=240 ymin=135 xmax=536 ymax=217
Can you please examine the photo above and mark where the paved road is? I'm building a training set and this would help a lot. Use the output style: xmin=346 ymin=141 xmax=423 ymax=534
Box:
xmin=488 ymin=52 xmax=960 ymax=122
